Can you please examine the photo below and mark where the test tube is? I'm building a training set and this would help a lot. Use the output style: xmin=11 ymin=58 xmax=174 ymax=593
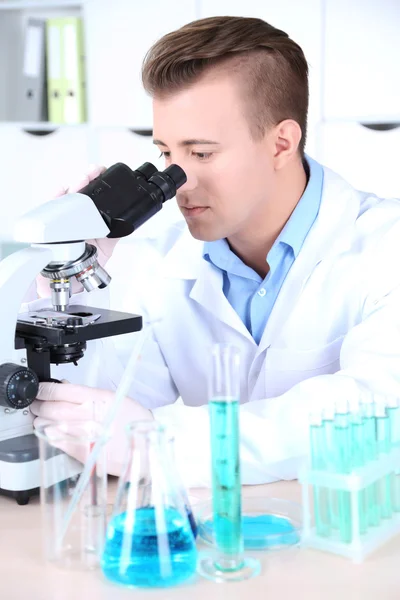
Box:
xmin=375 ymin=400 xmax=392 ymax=520
xmin=333 ymin=399 xmax=352 ymax=543
xmin=386 ymin=396 xmax=400 ymax=512
xmin=309 ymin=410 xmax=331 ymax=538
xmin=322 ymin=403 xmax=338 ymax=531
xmin=361 ymin=396 xmax=380 ymax=527
xmin=349 ymin=402 xmax=368 ymax=536
xmin=197 ymin=344 xmax=260 ymax=583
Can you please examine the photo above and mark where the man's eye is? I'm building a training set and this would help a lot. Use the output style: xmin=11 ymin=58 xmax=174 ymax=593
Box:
xmin=159 ymin=151 xmax=171 ymax=159
xmin=194 ymin=152 xmax=212 ymax=160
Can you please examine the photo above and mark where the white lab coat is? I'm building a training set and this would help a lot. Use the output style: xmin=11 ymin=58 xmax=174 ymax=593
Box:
xmin=25 ymin=166 xmax=400 ymax=487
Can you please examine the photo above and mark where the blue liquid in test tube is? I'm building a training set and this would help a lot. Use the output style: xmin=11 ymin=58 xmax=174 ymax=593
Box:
xmin=362 ymin=400 xmax=380 ymax=528
xmin=333 ymin=400 xmax=352 ymax=543
xmin=386 ymin=396 xmax=400 ymax=512
xmin=310 ymin=411 xmax=331 ymax=538
xmin=209 ymin=398 xmax=242 ymax=562
xmin=197 ymin=344 xmax=260 ymax=583
xmin=375 ymin=402 xmax=392 ymax=520
xmin=350 ymin=410 xmax=368 ymax=535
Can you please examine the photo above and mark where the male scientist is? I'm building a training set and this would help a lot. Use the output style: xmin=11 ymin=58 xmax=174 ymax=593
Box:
xmin=30 ymin=16 xmax=400 ymax=486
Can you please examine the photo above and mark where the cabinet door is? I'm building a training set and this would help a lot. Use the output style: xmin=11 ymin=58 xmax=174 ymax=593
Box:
xmin=84 ymin=0 xmax=197 ymax=128
xmin=198 ymin=0 xmax=323 ymax=154
xmin=319 ymin=122 xmax=400 ymax=198
xmin=323 ymin=0 xmax=400 ymax=121
xmin=0 ymin=126 xmax=91 ymax=239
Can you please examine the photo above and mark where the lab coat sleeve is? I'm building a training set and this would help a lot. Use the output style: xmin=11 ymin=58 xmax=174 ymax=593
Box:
xmin=115 ymin=326 xmax=180 ymax=410
xmin=153 ymin=284 xmax=400 ymax=488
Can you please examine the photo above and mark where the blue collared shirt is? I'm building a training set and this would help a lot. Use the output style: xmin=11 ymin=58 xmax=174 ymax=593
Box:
xmin=203 ymin=156 xmax=324 ymax=344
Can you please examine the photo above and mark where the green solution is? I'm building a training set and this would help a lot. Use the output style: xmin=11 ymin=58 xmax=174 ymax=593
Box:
xmin=209 ymin=398 xmax=243 ymax=570
xmin=101 ymin=507 xmax=197 ymax=588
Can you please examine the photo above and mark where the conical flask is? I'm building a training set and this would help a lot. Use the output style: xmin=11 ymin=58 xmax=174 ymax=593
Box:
xmin=101 ymin=421 xmax=198 ymax=588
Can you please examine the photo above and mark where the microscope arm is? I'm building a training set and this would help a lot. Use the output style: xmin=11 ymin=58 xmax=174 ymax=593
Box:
xmin=0 ymin=245 xmax=56 ymax=365
xmin=14 ymin=192 xmax=110 ymax=244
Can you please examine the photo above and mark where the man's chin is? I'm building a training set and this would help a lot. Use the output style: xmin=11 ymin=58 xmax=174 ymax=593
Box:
xmin=186 ymin=224 xmax=222 ymax=242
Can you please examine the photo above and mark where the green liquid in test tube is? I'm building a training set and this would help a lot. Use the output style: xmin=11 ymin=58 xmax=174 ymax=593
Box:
xmin=333 ymin=399 xmax=352 ymax=543
xmin=386 ymin=396 xmax=400 ymax=512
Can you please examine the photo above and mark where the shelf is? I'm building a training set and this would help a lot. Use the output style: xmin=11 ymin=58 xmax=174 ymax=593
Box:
xmin=0 ymin=123 xmax=154 ymax=134
xmin=0 ymin=121 xmax=88 ymax=130
xmin=322 ymin=115 xmax=400 ymax=126
xmin=0 ymin=0 xmax=82 ymax=10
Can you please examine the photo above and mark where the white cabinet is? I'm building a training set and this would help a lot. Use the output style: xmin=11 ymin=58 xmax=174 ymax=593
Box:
xmin=0 ymin=125 xmax=91 ymax=238
xmin=84 ymin=0 xmax=198 ymax=128
xmin=319 ymin=122 xmax=400 ymax=198
xmin=323 ymin=0 xmax=400 ymax=122
xmin=93 ymin=128 xmax=162 ymax=171
xmin=198 ymin=0 xmax=323 ymax=155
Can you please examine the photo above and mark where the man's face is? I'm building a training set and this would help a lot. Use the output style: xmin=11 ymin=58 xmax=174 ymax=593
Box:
xmin=153 ymin=73 xmax=276 ymax=242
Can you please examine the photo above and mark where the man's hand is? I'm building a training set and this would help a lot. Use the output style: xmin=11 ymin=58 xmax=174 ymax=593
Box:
xmin=36 ymin=165 xmax=120 ymax=299
xmin=31 ymin=381 xmax=153 ymax=475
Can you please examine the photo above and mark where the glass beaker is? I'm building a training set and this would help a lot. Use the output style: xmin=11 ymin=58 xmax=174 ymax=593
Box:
xmin=35 ymin=420 xmax=108 ymax=570
xmin=166 ymin=433 xmax=197 ymax=539
xmin=101 ymin=421 xmax=198 ymax=588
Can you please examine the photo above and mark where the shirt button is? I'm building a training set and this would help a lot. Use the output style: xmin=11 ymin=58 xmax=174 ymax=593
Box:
xmin=258 ymin=288 xmax=266 ymax=297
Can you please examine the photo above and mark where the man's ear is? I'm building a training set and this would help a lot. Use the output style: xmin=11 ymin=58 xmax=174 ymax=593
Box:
xmin=271 ymin=119 xmax=303 ymax=169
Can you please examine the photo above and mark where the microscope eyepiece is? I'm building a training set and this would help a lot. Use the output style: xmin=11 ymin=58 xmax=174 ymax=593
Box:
xmin=148 ymin=164 xmax=187 ymax=202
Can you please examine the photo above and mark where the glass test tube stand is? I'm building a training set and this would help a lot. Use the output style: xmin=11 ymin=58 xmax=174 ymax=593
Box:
xmin=300 ymin=446 xmax=400 ymax=563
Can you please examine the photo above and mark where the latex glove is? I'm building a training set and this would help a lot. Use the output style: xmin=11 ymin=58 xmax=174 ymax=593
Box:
xmin=31 ymin=381 xmax=153 ymax=475
xmin=36 ymin=165 xmax=120 ymax=299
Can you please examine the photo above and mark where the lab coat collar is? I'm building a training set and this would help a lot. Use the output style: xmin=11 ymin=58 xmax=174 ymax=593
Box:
xmin=161 ymin=228 xmax=253 ymax=338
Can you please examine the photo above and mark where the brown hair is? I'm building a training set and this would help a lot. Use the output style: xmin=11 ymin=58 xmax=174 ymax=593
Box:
xmin=142 ymin=16 xmax=309 ymax=155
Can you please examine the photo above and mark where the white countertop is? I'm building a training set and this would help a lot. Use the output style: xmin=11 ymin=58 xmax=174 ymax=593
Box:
xmin=1 ymin=478 xmax=399 ymax=600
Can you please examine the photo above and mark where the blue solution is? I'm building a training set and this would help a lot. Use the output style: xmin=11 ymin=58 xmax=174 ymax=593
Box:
xmin=203 ymin=513 xmax=298 ymax=550
xmin=101 ymin=507 xmax=197 ymax=588
xmin=186 ymin=506 xmax=198 ymax=538
xmin=209 ymin=399 xmax=242 ymax=556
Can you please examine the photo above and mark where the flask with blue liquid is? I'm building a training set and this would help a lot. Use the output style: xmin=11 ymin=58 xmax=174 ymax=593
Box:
xmin=101 ymin=421 xmax=198 ymax=588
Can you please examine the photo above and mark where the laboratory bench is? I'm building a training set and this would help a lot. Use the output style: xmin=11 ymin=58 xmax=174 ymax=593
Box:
xmin=1 ymin=478 xmax=399 ymax=600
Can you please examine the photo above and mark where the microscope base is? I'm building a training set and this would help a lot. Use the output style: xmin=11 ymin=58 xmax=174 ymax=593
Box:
xmin=0 ymin=434 xmax=41 ymax=504
xmin=0 ymin=434 xmax=82 ymax=505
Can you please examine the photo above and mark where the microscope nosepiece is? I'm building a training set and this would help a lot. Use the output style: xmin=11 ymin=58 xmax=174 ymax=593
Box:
xmin=41 ymin=243 xmax=112 ymax=310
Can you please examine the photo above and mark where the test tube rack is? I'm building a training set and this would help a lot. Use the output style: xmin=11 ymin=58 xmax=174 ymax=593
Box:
xmin=299 ymin=447 xmax=400 ymax=563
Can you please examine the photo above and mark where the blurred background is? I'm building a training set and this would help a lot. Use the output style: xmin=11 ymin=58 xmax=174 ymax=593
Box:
xmin=0 ymin=0 xmax=399 ymax=258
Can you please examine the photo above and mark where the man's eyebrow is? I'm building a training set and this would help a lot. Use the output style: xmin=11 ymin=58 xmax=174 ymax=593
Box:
xmin=153 ymin=138 xmax=220 ymax=146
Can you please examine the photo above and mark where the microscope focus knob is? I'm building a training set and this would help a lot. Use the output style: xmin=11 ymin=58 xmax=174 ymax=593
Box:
xmin=0 ymin=363 xmax=39 ymax=409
